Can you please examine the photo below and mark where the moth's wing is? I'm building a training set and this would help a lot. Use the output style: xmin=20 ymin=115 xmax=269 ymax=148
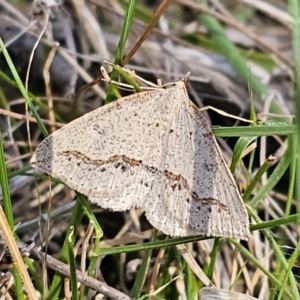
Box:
xmin=142 ymin=81 xmax=250 ymax=239
xmin=31 ymin=88 xmax=174 ymax=211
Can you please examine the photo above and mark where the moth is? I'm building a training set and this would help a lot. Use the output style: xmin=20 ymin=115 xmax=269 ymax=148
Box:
xmin=31 ymin=70 xmax=250 ymax=239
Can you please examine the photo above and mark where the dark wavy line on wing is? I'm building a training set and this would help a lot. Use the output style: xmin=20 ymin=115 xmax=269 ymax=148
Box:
xmin=60 ymin=150 xmax=228 ymax=211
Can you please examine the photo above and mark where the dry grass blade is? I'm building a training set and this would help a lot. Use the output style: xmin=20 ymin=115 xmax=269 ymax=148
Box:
xmin=199 ymin=287 xmax=259 ymax=299
xmin=122 ymin=0 xmax=172 ymax=65
xmin=0 ymin=108 xmax=64 ymax=128
xmin=0 ymin=206 xmax=38 ymax=299
xmin=177 ymin=244 xmax=213 ymax=287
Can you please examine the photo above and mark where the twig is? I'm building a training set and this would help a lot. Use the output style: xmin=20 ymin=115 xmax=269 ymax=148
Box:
xmin=16 ymin=241 xmax=132 ymax=299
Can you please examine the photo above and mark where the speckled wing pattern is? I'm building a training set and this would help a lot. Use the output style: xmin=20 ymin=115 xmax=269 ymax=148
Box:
xmin=30 ymin=80 xmax=250 ymax=239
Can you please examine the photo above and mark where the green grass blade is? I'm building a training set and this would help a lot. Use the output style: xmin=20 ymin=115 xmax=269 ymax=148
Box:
xmin=67 ymin=226 xmax=78 ymax=300
xmin=46 ymin=197 xmax=84 ymax=299
xmin=230 ymin=136 xmax=257 ymax=173
xmin=243 ymin=156 xmax=275 ymax=202
xmin=130 ymin=233 xmax=154 ymax=298
xmin=277 ymin=240 xmax=300 ymax=300
xmin=230 ymin=238 xmax=294 ymax=300
xmin=114 ymin=0 xmax=137 ymax=66
xmin=249 ymin=135 xmax=294 ymax=208
xmin=94 ymin=236 xmax=207 ymax=256
xmin=212 ymin=124 xmax=296 ymax=137
xmin=0 ymin=70 xmax=60 ymax=120
xmin=0 ymin=130 xmax=25 ymax=299
xmin=105 ymin=0 xmax=137 ymax=104
xmin=250 ymin=211 xmax=299 ymax=299
xmin=0 ymin=37 xmax=48 ymax=137
xmin=199 ymin=12 xmax=266 ymax=98
xmin=286 ymin=139 xmax=296 ymax=216
xmin=204 ymin=238 xmax=220 ymax=282
xmin=0 ymin=130 xmax=14 ymax=228
xmin=249 ymin=213 xmax=299 ymax=232
xmin=288 ymin=0 xmax=300 ymax=225
xmin=183 ymin=259 xmax=199 ymax=300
